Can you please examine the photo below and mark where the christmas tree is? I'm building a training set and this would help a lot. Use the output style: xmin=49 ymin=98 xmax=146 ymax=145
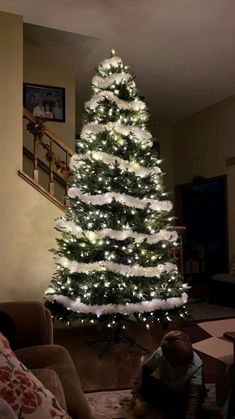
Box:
xmin=45 ymin=50 xmax=188 ymax=328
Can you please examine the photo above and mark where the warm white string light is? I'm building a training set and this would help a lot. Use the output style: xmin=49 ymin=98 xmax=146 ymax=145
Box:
xmin=70 ymin=151 xmax=161 ymax=178
xmin=68 ymin=187 xmax=172 ymax=212
xmin=98 ymin=55 xmax=123 ymax=71
xmin=85 ymin=91 xmax=146 ymax=112
xmin=56 ymin=256 xmax=178 ymax=278
xmin=92 ymin=73 xmax=131 ymax=89
xmin=45 ymin=291 xmax=188 ymax=314
xmin=80 ymin=122 xmax=153 ymax=146
xmin=56 ymin=219 xmax=178 ymax=244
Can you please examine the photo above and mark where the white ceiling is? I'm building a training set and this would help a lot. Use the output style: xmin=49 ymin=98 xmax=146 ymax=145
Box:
xmin=1 ymin=0 xmax=235 ymax=122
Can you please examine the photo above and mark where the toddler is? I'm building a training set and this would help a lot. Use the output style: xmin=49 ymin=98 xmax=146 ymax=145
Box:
xmin=132 ymin=330 xmax=205 ymax=419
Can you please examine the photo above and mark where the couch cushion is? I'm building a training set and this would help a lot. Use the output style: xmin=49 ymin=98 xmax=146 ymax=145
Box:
xmin=0 ymin=301 xmax=53 ymax=349
xmin=32 ymin=368 xmax=67 ymax=411
xmin=16 ymin=344 xmax=92 ymax=419
xmin=0 ymin=398 xmax=17 ymax=418
xmin=0 ymin=332 xmax=70 ymax=418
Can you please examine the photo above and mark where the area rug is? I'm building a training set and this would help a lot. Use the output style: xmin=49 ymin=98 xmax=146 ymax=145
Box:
xmin=85 ymin=384 xmax=217 ymax=419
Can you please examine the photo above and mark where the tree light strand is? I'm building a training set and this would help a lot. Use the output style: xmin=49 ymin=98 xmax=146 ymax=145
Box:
xmin=80 ymin=122 xmax=153 ymax=145
xmin=68 ymin=187 xmax=172 ymax=212
xmin=98 ymin=55 xmax=123 ymax=71
xmin=70 ymin=151 xmax=161 ymax=178
xmin=92 ymin=73 xmax=131 ymax=89
xmin=45 ymin=292 xmax=188 ymax=314
xmin=56 ymin=219 xmax=178 ymax=244
xmin=85 ymin=91 xmax=146 ymax=112
xmin=56 ymin=256 xmax=178 ymax=277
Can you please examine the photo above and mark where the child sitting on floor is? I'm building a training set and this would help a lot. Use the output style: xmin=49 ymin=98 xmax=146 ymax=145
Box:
xmin=131 ymin=330 xmax=206 ymax=419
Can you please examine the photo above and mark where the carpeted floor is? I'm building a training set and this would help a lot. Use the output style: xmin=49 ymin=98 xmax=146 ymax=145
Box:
xmin=85 ymin=384 xmax=219 ymax=419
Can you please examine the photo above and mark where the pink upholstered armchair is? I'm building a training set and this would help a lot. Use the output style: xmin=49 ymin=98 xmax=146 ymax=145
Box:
xmin=0 ymin=301 xmax=53 ymax=348
xmin=0 ymin=301 xmax=92 ymax=419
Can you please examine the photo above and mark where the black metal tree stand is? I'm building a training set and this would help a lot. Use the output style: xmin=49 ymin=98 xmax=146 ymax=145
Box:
xmin=89 ymin=322 xmax=150 ymax=357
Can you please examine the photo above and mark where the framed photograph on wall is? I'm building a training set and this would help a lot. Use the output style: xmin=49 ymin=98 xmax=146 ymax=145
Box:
xmin=23 ymin=83 xmax=65 ymax=122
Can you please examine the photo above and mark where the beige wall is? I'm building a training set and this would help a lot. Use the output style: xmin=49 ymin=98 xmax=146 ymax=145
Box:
xmin=173 ymin=95 xmax=235 ymax=259
xmin=0 ymin=12 xmax=62 ymax=302
xmin=23 ymin=40 xmax=76 ymax=148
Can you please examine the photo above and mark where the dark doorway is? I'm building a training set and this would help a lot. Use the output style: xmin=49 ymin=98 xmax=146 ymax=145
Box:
xmin=175 ymin=175 xmax=229 ymax=280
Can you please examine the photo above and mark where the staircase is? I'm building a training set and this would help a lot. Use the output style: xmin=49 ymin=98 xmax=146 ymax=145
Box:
xmin=21 ymin=108 xmax=74 ymax=210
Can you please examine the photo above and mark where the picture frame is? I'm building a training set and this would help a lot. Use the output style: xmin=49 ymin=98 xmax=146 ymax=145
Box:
xmin=23 ymin=83 xmax=65 ymax=122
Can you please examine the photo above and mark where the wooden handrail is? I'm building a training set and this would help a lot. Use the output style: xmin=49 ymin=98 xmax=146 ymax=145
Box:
xmin=23 ymin=107 xmax=74 ymax=156
xmin=22 ymin=107 xmax=75 ymax=206
xmin=18 ymin=170 xmax=65 ymax=211
xmin=23 ymin=146 xmax=67 ymax=188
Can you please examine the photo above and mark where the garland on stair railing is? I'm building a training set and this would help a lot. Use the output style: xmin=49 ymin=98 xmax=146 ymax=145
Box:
xmin=26 ymin=118 xmax=72 ymax=179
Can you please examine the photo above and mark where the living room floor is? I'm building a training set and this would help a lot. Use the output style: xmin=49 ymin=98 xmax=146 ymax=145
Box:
xmin=54 ymin=302 xmax=235 ymax=392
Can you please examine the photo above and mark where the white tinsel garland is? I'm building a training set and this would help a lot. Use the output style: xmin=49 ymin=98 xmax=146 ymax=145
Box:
xmin=57 ymin=257 xmax=178 ymax=277
xmin=85 ymin=91 xmax=146 ymax=111
xmin=92 ymin=73 xmax=131 ymax=89
xmin=45 ymin=291 xmax=188 ymax=314
xmin=56 ymin=219 xmax=178 ymax=244
xmin=80 ymin=122 xmax=153 ymax=145
xmin=70 ymin=152 xmax=161 ymax=178
xmin=98 ymin=55 xmax=123 ymax=71
xmin=68 ymin=187 xmax=172 ymax=212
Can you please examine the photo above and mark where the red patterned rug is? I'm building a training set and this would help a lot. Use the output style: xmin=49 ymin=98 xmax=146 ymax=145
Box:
xmin=85 ymin=384 xmax=218 ymax=419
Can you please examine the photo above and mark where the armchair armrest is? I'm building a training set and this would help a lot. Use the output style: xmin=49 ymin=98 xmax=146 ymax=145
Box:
xmin=0 ymin=301 xmax=53 ymax=349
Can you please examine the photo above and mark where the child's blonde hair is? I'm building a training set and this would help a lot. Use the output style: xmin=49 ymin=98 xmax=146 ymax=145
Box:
xmin=161 ymin=330 xmax=193 ymax=365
